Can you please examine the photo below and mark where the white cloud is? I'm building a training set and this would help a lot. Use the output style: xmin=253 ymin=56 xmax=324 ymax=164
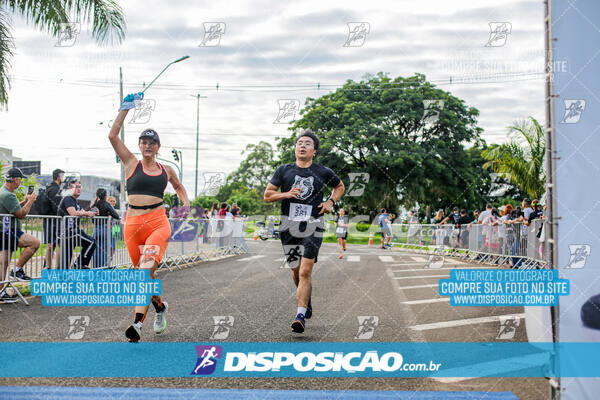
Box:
xmin=0 ymin=0 xmax=544 ymax=194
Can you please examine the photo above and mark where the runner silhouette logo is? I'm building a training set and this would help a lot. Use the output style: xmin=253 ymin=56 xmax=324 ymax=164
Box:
xmin=191 ymin=345 xmax=222 ymax=375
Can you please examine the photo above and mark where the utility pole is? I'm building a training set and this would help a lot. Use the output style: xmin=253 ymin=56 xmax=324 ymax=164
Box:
xmin=192 ymin=94 xmax=207 ymax=198
xmin=119 ymin=67 xmax=126 ymax=210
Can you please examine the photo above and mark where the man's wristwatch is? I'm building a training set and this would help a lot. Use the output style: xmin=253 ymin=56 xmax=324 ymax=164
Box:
xmin=327 ymin=197 xmax=336 ymax=206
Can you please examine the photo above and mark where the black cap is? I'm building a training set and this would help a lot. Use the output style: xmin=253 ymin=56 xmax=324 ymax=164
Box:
xmin=5 ymin=167 xmax=26 ymax=180
xmin=139 ymin=128 xmax=160 ymax=144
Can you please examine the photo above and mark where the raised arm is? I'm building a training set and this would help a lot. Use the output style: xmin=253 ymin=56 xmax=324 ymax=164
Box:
xmin=109 ymin=93 xmax=142 ymax=171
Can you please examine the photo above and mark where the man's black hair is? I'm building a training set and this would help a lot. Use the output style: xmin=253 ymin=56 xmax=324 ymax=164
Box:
xmin=52 ymin=169 xmax=65 ymax=181
xmin=295 ymin=129 xmax=319 ymax=151
xmin=460 ymin=209 xmax=467 ymax=215
xmin=380 ymin=208 xmax=386 ymax=213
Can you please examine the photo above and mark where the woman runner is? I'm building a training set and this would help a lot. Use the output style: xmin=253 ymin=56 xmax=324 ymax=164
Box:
xmin=109 ymin=92 xmax=191 ymax=342
xmin=335 ymin=209 xmax=349 ymax=259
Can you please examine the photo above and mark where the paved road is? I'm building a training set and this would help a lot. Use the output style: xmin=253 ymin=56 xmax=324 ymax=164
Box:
xmin=0 ymin=241 xmax=549 ymax=399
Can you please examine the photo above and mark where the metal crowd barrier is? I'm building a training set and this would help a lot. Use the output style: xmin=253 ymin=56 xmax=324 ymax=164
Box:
xmin=0 ymin=214 xmax=248 ymax=304
xmin=390 ymin=220 xmax=547 ymax=269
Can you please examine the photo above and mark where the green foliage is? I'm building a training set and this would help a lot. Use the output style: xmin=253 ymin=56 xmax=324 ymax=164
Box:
xmin=482 ymin=117 xmax=546 ymax=199
xmin=0 ymin=1 xmax=126 ymax=109
xmin=190 ymin=196 xmax=219 ymax=209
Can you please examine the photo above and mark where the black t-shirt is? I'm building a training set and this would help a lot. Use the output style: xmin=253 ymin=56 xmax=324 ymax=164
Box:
xmin=46 ymin=182 xmax=62 ymax=215
xmin=58 ymin=196 xmax=82 ymax=232
xmin=448 ymin=212 xmax=461 ymax=224
xmin=57 ymin=195 xmax=81 ymax=217
xmin=269 ymin=162 xmax=341 ymax=221
xmin=95 ymin=199 xmax=120 ymax=219
xmin=457 ymin=215 xmax=471 ymax=225
xmin=529 ymin=210 xmax=543 ymax=222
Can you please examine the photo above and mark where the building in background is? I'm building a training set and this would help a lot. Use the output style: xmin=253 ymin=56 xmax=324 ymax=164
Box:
xmin=36 ymin=174 xmax=121 ymax=210
xmin=0 ymin=147 xmax=22 ymax=170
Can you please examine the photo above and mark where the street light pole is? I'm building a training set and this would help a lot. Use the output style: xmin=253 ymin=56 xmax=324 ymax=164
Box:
xmin=192 ymin=94 xmax=207 ymax=198
xmin=119 ymin=67 xmax=126 ymax=210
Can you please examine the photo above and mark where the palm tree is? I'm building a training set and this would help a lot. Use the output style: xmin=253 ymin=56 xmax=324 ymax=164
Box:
xmin=482 ymin=116 xmax=546 ymax=199
xmin=0 ymin=1 xmax=126 ymax=109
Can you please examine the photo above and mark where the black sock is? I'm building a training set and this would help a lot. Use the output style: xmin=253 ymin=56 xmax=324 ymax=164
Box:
xmin=152 ymin=300 xmax=165 ymax=313
xmin=134 ymin=313 xmax=145 ymax=324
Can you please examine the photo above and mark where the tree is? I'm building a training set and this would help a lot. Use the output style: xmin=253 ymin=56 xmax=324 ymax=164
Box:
xmin=482 ymin=117 xmax=546 ymax=199
xmin=277 ymin=73 xmax=486 ymax=217
xmin=0 ymin=1 xmax=126 ymax=109
xmin=226 ymin=141 xmax=276 ymax=192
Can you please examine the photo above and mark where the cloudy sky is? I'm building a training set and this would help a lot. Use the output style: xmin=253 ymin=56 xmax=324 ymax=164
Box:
xmin=0 ymin=0 xmax=545 ymax=195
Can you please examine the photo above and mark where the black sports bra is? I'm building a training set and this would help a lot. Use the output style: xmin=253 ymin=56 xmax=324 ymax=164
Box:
xmin=126 ymin=161 xmax=168 ymax=198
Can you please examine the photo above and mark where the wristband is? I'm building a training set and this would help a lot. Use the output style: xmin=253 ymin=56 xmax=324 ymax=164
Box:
xmin=327 ymin=197 xmax=336 ymax=206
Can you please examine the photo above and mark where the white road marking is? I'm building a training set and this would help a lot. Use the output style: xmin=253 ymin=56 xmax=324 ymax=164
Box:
xmin=431 ymin=352 xmax=550 ymax=383
xmin=410 ymin=313 xmax=526 ymax=331
xmin=403 ymin=298 xmax=450 ymax=305
xmin=396 ymin=284 xmax=438 ymax=289
xmin=410 ymin=256 xmax=429 ymax=262
xmin=378 ymin=256 xmax=395 ymax=263
xmin=347 ymin=255 xmax=360 ymax=262
xmin=393 ymin=274 xmax=448 ymax=280
xmin=236 ymin=255 xmax=266 ymax=262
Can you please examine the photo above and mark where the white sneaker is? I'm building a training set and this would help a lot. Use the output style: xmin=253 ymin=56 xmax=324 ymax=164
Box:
xmin=154 ymin=302 xmax=168 ymax=334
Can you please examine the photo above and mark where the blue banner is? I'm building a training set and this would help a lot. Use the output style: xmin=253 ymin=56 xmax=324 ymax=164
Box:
xmin=2 ymin=342 xmax=600 ymax=377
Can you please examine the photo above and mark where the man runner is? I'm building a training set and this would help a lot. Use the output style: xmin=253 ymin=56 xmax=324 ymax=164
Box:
xmin=264 ymin=129 xmax=345 ymax=333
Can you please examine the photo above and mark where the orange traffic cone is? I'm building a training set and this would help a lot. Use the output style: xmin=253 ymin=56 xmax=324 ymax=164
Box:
xmin=368 ymin=231 xmax=374 ymax=246
xmin=253 ymin=230 xmax=258 ymax=240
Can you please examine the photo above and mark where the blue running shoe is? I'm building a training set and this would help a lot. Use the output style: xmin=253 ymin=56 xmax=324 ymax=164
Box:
xmin=305 ymin=298 xmax=312 ymax=319
xmin=291 ymin=313 xmax=306 ymax=333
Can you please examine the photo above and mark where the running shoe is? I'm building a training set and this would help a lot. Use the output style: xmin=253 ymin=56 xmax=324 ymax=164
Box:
xmin=291 ymin=313 xmax=306 ymax=333
xmin=125 ymin=322 xmax=142 ymax=342
xmin=154 ymin=301 xmax=168 ymax=334
xmin=10 ymin=269 xmax=31 ymax=282
xmin=305 ymin=298 xmax=312 ymax=319
xmin=0 ymin=289 xmax=18 ymax=304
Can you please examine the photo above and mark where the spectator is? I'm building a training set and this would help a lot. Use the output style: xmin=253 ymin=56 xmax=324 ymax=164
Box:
xmin=511 ymin=206 xmax=522 ymax=220
xmin=432 ymin=209 xmax=444 ymax=225
xmin=456 ymin=209 xmax=472 ymax=248
xmin=472 ymin=210 xmax=480 ymax=223
xmin=522 ymin=198 xmax=534 ymax=224
xmin=57 ymin=180 xmax=97 ymax=269
xmin=528 ymin=199 xmax=544 ymax=223
xmin=498 ymin=204 xmax=514 ymax=254
xmin=378 ymin=208 xmax=392 ymax=249
xmin=210 ymin=202 xmax=219 ymax=218
xmin=478 ymin=203 xmax=493 ymax=224
xmin=407 ymin=210 xmax=419 ymax=243
xmin=439 ymin=207 xmax=460 ymax=225
xmin=0 ymin=168 xmax=39 ymax=297
xmin=107 ymin=196 xmax=120 ymax=261
xmin=91 ymin=188 xmax=120 ymax=268
xmin=218 ymin=203 xmax=227 ymax=218
xmin=42 ymin=168 xmax=64 ymax=269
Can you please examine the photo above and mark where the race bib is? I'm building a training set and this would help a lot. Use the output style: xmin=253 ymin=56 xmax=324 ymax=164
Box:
xmin=336 ymin=227 xmax=345 ymax=234
xmin=289 ymin=202 xmax=312 ymax=221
